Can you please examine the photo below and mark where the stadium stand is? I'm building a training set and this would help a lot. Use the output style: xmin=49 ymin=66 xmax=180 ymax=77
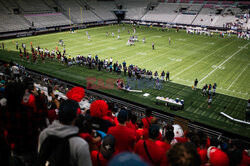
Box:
xmin=0 ymin=0 xmax=30 ymax=32
xmin=188 ymin=4 xmax=203 ymax=14
xmin=174 ymin=13 xmax=197 ymax=24
xmin=117 ymin=0 xmax=150 ymax=20
xmin=192 ymin=5 xmax=216 ymax=26
xmin=24 ymin=13 xmax=70 ymax=28
xmin=0 ymin=14 xmax=31 ymax=32
xmin=221 ymin=1 xmax=234 ymax=5
xmin=14 ymin=0 xmax=53 ymax=13
xmin=87 ymin=1 xmax=117 ymax=20
xmin=238 ymin=1 xmax=250 ymax=5
xmin=0 ymin=0 xmax=248 ymax=33
xmin=42 ymin=0 xmax=58 ymax=9
xmin=173 ymin=4 xmax=203 ymax=24
xmin=207 ymin=0 xmax=218 ymax=4
xmin=53 ymin=0 xmax=101 ymax=23
xmin=180 ymin=0 xmax=190 ymax=3
xmin=0 ymin=0 xmax=20 ymax=13
xmin=212 ymin=7 xmax=247 ymax=28
xmin=141 ymin=3 xmax=180 ymax=23
xmin=193 ymin=0 xmax=205 ymax=4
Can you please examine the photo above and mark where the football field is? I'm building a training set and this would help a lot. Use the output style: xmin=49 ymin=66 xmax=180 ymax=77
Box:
xmin=0 ymin=24 xmax=249 ymax=138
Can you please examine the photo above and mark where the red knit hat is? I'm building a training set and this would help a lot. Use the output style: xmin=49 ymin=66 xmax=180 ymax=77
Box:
xmin=207 ymin=147 xmax=229 ymax=166
xmin=90 ymin=100 xmax=108 ymax=118
xmin=66 ymin=87 xmax=85 ymax=102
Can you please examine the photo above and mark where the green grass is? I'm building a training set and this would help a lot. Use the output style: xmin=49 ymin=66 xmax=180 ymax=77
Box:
xmin=0 ymin=24 xmax=249 ymax=138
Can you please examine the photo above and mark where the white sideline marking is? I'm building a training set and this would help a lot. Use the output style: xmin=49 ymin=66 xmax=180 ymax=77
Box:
xmin=211 ymin=65 xmax=225 ymax=70
xmin=172 ymin=41 xmax=234 ymax=79
xmin=200 ymin=43 xmax=249 ymax=83
xmin=238 ymin=46 xmax=248 ymax=49
xmin=136 ymin=52 xmax=147 ymax=55
xmin=226 ymin=64 xmax=249 ymax=90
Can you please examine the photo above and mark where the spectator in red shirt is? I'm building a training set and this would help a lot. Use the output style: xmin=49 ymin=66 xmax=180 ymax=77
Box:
xmin=167 ymin=142 xmax=201 ymax=166
xmin=241 ymin=150 xmax=250 ymax=166
xmin=91 ymin=134 xmax=115 ymax=166
xmin=142 ymin=117 xmax=162 ymax=141
xmin=136 ymin=119 xmax=146 ymax=141
xmin=0 ymin=82 xmax=46 ymax=165
xmin=206 ymin=146 xmax=229 ymax=166
xmin=126 ymin=110 xmax=138 ymax=131
xmin=0 ymin=127 xmax=11 ymax=166
xmin=134 ymin=124 xmax=167 ymax=166
xmin=142 ymin=107 xmax=154 ymax=129
xmin=107 ymin=109 xmax=137 ymax=154
xmin=156 ymin=124 xmax=174 ymax=153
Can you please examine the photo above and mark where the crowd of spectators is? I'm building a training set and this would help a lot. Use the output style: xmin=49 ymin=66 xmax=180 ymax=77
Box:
xmin=0 ymin=60 xmax=250 ymax=166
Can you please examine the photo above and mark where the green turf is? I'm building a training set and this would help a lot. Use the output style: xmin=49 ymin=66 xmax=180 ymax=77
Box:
xmin=0 ymin=24 xmax=249 ymax=138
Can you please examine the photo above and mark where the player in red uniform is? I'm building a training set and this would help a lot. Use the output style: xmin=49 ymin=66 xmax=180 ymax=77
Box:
xmin=19 ymin=48 xmax=23 ymax=61
xmin=41 ymin=54 xmax=45 ymax=63
xmin=26 ymin=52 xmax=30 ymax=62
xmin=32 ymin=53 xmax=37 ymax=63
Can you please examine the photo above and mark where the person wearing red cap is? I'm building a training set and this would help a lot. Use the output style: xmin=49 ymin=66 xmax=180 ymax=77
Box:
xmin=107 ymin=109 xmax=137 ymax=154
xmin=134 ymin=124 xmax=167 ymax=166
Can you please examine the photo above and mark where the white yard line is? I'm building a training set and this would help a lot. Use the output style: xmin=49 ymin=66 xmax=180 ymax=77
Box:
xmin=172 ymin=41 xmax=234 ymax=79
xmin=200 ymin=42 xmax=249 ymax=83
xmin=135 ymin=42 xmax=198 ymax=66
xmin=226 ymin=64 xmax=249 ymax=90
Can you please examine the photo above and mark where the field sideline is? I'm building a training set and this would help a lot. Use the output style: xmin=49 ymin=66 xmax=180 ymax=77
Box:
xmin=0 ymin=24 xmax=250 ymax=138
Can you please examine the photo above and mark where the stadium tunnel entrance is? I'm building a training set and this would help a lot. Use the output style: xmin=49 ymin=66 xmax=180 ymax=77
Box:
xmin=113 ymin=10 xmax=125 ymax=23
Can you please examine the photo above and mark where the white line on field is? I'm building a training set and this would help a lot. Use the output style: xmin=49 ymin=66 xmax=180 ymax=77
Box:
xmin=226 ymin=64 xmax=249 ymax=90
xmin=172 ymin=41 xmax=234 ymax=79
xmin=200 ymin=42 xmax=249 ymax=83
